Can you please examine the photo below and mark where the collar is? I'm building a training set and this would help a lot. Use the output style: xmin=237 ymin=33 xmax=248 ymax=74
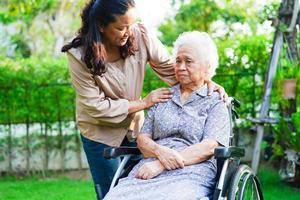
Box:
xmin=171 ymin=84 xmax=208 ymax=106
xmin=195 ymin=84 xmax=208 ymax=97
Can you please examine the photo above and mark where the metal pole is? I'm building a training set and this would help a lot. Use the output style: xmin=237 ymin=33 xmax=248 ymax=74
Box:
xmin=251 ymin=30 xmax=283 ymax=173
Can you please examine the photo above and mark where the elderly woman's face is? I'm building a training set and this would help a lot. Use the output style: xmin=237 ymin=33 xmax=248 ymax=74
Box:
xmin=175 ymin=45 xmax=208 ymax=86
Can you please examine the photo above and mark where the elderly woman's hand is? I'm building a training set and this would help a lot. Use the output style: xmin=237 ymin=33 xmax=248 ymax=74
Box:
xmin=143 ymin=88 xmax=173 ymax=108
xmin=136 ymin=160 xmax=165 ymax=180
xmin=205 ymin=80 xmax=228 ymax=103
xmin=155 ymin=145 xmax=185 ymax=170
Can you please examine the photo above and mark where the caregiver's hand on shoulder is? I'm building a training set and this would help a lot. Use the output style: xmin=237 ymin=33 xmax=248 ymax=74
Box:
xmin=206 ymin=80 xmax=229 ymax=103
xmin=155 ymin=145 xmax=185 ymax=170
xmin=143 ymin=88 xmax=173 ymax=108
xmin=136 ymin=160 xmax=164 ymax=180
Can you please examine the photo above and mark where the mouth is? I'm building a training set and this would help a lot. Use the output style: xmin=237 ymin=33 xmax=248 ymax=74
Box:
xmin=121 ymin=37 xmax=128 ymax=42
xmin=177 ymin=74 xmax=188 ymax=77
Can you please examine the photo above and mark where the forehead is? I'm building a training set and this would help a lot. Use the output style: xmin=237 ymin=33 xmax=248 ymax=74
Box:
xmin=176 ymin=44 xmax=198 ymax=58
xmin=111 ymin=7 xmax=136 ymax=27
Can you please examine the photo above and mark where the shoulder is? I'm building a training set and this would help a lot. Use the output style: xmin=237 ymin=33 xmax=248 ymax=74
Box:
xmin=131 ymin=22 xmax=154 ymax=44
xmin=207 ymin=92 xmax=227 ymax=113
xmin=65 ymin=47 xmax=91 ymax=74
xmin=132 ymin=22 xmax=148 ymax=35
xmin=66 ymin=46 xmax=84 ymax=62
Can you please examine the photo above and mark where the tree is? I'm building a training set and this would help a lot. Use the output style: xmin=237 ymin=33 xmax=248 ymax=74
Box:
xmin=0 ymin=0 xmax=85 ymax=57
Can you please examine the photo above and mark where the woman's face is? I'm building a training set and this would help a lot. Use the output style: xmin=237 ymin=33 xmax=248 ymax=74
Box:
xmin=101 ymin=7 xmax=136 ymax=47
xmin=175 ymin=44 xmax=208 ymax=87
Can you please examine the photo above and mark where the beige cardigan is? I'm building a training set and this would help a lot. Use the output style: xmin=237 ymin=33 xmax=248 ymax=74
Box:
xmin=66 ymin=23 xmax=177 ymax=146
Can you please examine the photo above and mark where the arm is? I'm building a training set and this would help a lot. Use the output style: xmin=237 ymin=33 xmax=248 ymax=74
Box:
xmin=67 ymin=52 xmax=173 ymax=125
xmin=137 ymin=134 xmax=184 ymax=170
xmin=138 ymin=23 xmax=177 ymax=86
xmin=67 ymin=52 xmax=129 ymax=125
xmin=179 ymin=139 xmax=219 ymax=166
xmin=136 ymin=134 xmax=158 ymax=158
xmin=180 ymin=99 xmax=230 ymax=166
xmin=129 ymin=88 xmax=173 ymax=114
xmin=136 ymin=139 xmax=218 ymax=180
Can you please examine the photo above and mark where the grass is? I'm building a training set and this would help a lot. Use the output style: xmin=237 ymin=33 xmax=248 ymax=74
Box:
xmin=258 ymin=166 xmax=300 ymax=200
xmin=0 ymin=176 xmax=95 ymax=200
xmin=0 ymin=166 xmax=299 ymax=200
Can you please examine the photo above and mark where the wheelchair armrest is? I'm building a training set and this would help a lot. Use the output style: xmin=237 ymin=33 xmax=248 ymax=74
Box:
xmin=103 ymin=147 xmax=141 ymax=159
xmin=214 ymin=146 xmax=245 ymax=159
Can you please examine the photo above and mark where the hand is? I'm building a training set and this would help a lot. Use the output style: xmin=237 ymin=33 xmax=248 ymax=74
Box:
xmin=143 ymin=88 xmax=173 ymax=108
xmin=206 ymin=80 xmax=228 ymax=103
xmin=155 ymin=145 xmax=185 ymax=170
xmin=136 ymin=160 xmax=165 ymax=180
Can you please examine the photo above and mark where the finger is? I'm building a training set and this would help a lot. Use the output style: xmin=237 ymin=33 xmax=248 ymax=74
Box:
xmin=163 ymin=161 xmax=172 ymax=171
xmin=136 ymin=171 xmax=141 ymax=179
xmin=176 ymin=159 xmax=185 ymax=168
xmin=157 ymin=88 xmax=171 ymax=93
xmin=168 ymin=161 xmax=176 ymax=170
xmin=218 ymin=88 xmax=225 ymax=100
xmin=173 ymin=162 xmax=179 ymax=169
xmin=161 ymin=90 xmax=174 ymax=95
xmin=160 ymin=159 xmax=168 ymax=169
xmin=207 ymin=82 xmax=214 ymax=96
xmin=158 ymin=99 xmax=169 ymax=103
xmin=159 ymin=94 xmax=173 ymax=99
xmin=223 ymin=92 xmax=229 ymax=103
xmin=142 ymin=172 xmax=148 ymax=180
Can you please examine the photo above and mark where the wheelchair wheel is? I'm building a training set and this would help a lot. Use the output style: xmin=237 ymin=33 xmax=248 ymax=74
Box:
xmin=228 ymin=164 xmax=263 ymax=200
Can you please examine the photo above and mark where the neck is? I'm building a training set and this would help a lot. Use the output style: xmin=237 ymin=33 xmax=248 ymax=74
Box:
xmin=180 ymin=80 xmax=205 ymax=94
xmin=179 ymin=80 xmax=205 ymax=104
xmin=103 ymin=41 xmax=121 ymax=62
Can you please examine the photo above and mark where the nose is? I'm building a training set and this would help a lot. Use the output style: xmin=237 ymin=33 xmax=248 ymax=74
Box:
xmin=178 ymin=62 xmax=186 ymax=70
xmin=125 ymin=26 xmax=131 ymax=37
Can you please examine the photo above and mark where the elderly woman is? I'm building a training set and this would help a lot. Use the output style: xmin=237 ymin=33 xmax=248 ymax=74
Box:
xmin=104 ymin=31 xmax=230 ymax=200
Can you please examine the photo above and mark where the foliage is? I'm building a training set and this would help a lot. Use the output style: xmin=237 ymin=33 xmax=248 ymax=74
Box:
xmin=0 ymin=0 xmax=59 ymax=25
xmin=272 ymin=112 xmax=300 ymax=156
xmin=272 ymin=59 xmax=300 ymax=156
xmin=0 ymin=0 xmax=85 ymax=58
xmin=0 ymin=56 xmax=74 ymax=124
xmin=158 ymin=0 xmax=264 ymax=46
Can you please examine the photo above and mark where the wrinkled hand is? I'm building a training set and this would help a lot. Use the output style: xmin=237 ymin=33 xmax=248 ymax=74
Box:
xmin=206 ymin=80 xmax=228 ymax=103
xmin=156 ymin=145 xmax=185 ymax=170
xmin=136 ymin=160 xmax=165 ymax=180
xmin=143 ymin=88 xmax=173 ymax=108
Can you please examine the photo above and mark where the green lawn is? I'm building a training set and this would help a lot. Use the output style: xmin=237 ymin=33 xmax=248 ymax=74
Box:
xmin=0 ymin=166 xmax=299 ymax=200
xmin=0 ymin=176 xmax=95 ymax=200
xmin=258 ymin=166 xmax=300 ymax=200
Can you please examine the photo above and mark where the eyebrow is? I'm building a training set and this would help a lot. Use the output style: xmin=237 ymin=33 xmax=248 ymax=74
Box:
xmin=176 ymin=56 xmax=193 ymax=60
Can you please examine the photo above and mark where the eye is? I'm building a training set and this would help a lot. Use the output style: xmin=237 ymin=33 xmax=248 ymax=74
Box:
xmin=175 ymin=59 xmax=181 ymax=64
xmin=186 ymin=60 xmax=192 ymax=64
xmin=117 ymin=27 xmax=125 ymax=31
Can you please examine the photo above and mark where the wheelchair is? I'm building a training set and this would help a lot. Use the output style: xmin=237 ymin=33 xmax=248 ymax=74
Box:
xmin=103 ymin=97 xmax=264 ymax=200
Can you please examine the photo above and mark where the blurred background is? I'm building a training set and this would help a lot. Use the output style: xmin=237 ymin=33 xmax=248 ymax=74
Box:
xmin=0 ymin=0 xmax=299 ymax=199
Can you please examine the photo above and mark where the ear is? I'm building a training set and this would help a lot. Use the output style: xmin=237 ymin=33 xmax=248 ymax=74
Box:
xmin=205 ymin=64 xmax=211 ymax=76
xmin=100 ymin=27 xmax=104 ymax=33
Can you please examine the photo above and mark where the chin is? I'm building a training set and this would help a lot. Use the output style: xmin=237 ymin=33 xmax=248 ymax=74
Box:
xmin=119 ymin=39 xmax=128 ymax=46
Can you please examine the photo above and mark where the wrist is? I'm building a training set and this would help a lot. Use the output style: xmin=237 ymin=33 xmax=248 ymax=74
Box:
xmin=141 ymin=98 xmax=149 ymax=109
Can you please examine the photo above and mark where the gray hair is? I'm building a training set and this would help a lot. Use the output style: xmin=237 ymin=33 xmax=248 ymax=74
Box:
xmin=172 ymin=31 xmax=219 ymax=79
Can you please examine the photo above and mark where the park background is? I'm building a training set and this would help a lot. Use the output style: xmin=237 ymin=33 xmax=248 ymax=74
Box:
xmin=0 ymin=0 xmax=299 ymax=199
